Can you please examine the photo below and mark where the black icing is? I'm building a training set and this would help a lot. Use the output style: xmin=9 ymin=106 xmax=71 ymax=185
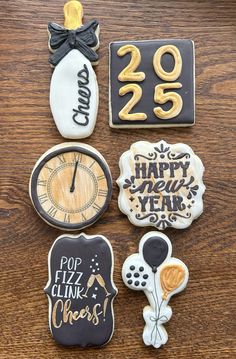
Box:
xmin=72 ymin=64 xmax=91 ymax=126
xmin=48 ymin=20 xmax=99 ymax=66
xmin=142 ymin=236 xmax=169 ymax=271
xmin=45 ymin=234 xmax=117 ymax=347
xmin=109 ymin=39 xmax=194 ymax=127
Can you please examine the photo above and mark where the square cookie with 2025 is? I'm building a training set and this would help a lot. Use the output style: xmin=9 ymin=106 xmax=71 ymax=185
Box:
xmin=109 ymin=39 xmax=195 ymax=128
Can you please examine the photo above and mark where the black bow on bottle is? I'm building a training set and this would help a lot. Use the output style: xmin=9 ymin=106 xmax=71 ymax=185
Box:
xmin=48 ymin=19 xmax=99 ymax=67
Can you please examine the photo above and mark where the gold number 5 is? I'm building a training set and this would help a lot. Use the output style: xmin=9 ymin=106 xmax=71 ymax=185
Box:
xmin=153 ymin=83 xmax=183 ymax=119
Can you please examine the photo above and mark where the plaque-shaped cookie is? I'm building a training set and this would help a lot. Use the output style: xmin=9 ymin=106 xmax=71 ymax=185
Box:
xmin=48 ymin=1 xmax=100 ymax=139
xmin=109 ymin=39 xmax=195 ymax=128
xmin=117 ymin=140 xmax=205 ymax=230
xmin=45 ymin=233 xmax=117 ymax=347
xmin=122 ymin=231 xmax=189 ymax=348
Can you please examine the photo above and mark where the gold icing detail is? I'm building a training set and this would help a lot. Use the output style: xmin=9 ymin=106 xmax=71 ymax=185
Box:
xmin=117 ymin=44 xmax=145 ymax=82
xmin=52 ymin=299 xmax=103 ymax=327
xmin=119 ymin=84 xmax=147 ymax=121
xmin=64 ymin=0 xmax=83 ymax=29
xmin=160 ymin=264 xmax=185 ymax=300
xmin=52 ymin=299 xmax=63 ymax=328
xmin=153 ymin=45 xmax=182 ymax=82
xmin=153 ymin=82 xmax=183 ymax=119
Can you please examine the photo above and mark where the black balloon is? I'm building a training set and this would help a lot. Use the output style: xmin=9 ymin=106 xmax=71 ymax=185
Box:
xmin=142 ymin=236 xmax=169 ymax=271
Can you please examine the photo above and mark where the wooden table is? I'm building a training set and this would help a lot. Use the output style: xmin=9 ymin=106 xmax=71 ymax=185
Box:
xmin=1 ymin=0 xmax=236 ymax=358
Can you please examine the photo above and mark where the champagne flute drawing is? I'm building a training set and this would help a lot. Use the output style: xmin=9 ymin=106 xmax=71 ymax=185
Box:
xmin=96 ymin=274 xmax=110 ymax=297
xmin=83 ymin=274 xmax=96 ymax=297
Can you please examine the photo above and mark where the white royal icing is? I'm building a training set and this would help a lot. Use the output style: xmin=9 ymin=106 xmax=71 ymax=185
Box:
xmin=50 ymin=49 xmax=99 ymax=139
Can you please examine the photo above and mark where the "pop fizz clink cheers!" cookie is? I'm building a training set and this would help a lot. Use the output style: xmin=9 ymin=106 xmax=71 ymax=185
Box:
xmin=122 ymin=231 xmax=189 ymax=348
xmin=117 ymin=140 xmax=205 ymax=230
xmin=45 ymin=233 xmax=117 ymax=347
xmin=48 ymin=1 xmax=100 ymax=139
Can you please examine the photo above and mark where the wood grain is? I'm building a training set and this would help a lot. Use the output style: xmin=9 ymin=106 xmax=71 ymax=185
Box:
xmin=0 ymin=0 xmax=236 ymax=358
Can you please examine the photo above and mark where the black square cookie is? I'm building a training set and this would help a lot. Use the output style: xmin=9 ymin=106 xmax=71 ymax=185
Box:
xmin=109 ymin=39 xmax=195 ymax=128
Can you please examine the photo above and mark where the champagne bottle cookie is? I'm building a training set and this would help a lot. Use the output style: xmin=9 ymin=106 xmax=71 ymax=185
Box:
xmin=48 ymin=1 xmax=100 ymax=139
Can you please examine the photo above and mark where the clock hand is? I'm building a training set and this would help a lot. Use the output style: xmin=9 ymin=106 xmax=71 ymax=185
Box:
xmin=70 ymin=161 xmax=79 ymax=193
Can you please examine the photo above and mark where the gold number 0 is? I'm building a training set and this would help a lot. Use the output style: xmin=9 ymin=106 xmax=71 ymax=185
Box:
xmin=153 ymin=45 xmax=182 ymax=81
xmin=118 ymin=84 xmax=147 ymax=121
xmin=117 ymin=44 xmax=145 ymax=82
xmin=153 ymin=45 xmax=183 ymax=119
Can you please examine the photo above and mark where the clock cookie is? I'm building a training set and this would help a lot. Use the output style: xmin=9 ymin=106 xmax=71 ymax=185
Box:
xmin=29 ymin=143 xmax=112 ymax=231
xmin=109 ymin=39 xmax=195 ymax=128
xmin=45 ymin=233 xmax=117 ymax=347
xmin=117 ymin=140 xmax=205 ymax=230
xmin=122 ymin=231 xmax=189 ymax=348
xmin=48 ymin=1 xmax=100 ymax=139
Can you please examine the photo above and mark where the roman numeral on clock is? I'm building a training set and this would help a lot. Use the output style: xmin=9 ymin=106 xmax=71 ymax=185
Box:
xmin=37 ymin=179 xmax=47 ymax=187
xmin=92 ymin=203 xmax=101 ymax=213
xmin=89 ymin=160 xmax=96 ymax=168
xmin=38 ymin=193 xmax=48 ymax=204
xmin=44 ymin=164 xmax=53 ymax=173
xmin=82 ymin=213 xmax=87 ymax=221
xmin=97 ymin=174 xmax=105 ymax=181
xmin=98 ymin=189 xmax=108 ymax=197
xmin=47 ymin=206 xmax=57 ymax=218
xmin=64 ymin=213 xmax=71 ymax=223
xmin=73 ymin=153 xmax=82 ymax=163
xmin=58 ymin=154 xmax=66 ymax=164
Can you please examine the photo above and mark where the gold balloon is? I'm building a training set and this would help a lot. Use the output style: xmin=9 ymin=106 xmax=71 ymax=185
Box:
xmin=160 ymin=264 xmax=185 ymax=300
xmin=64 ymin=1 xmax=84 ymax=30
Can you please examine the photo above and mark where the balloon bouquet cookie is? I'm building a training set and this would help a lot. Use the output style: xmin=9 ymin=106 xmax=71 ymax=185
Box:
xmin=122 ymin=232 xmax=189 ymax=348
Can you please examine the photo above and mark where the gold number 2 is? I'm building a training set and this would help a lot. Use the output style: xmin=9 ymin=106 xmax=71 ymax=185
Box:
xmin=118 ymin=84 xmax=147 ymax=121
xmin=117 ymin=44 xmax=145 ymax=82
xmin=153 ymin=45 xmax=183 ymax=119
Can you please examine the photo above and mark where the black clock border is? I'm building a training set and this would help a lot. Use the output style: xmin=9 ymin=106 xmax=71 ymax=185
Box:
xmin=30 ymin=145 xmax=113 ymax=230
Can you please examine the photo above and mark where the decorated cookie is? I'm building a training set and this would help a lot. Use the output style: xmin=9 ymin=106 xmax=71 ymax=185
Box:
xmin=48 ymin=1 xmax=100 ymax=139
xmin=109 ymin=40 xmax=195 ymax=128
xmin=117 ymin=140 xmax=205 ymax=230
xmin=45 ymin=233 xmax=117 ymax=346
xmin=122 ymin=231 xmax=189 ymax=348
xmin=29 ymin=143 xmax=112 ymax=231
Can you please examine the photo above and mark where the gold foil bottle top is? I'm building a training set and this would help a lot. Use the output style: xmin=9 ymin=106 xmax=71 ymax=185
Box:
xmin=64 ymin=0 xmax=84 ymax=29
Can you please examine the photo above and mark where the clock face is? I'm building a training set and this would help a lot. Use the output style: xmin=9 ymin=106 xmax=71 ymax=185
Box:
xmin=30 ymin=144 xmax=112 ymax=230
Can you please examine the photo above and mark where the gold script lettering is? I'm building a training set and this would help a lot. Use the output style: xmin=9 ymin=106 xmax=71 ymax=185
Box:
xmin=52 ymin=300 xmax=104 ymax=328
xmin=52 ymin=299 xmax=63 ymax=328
